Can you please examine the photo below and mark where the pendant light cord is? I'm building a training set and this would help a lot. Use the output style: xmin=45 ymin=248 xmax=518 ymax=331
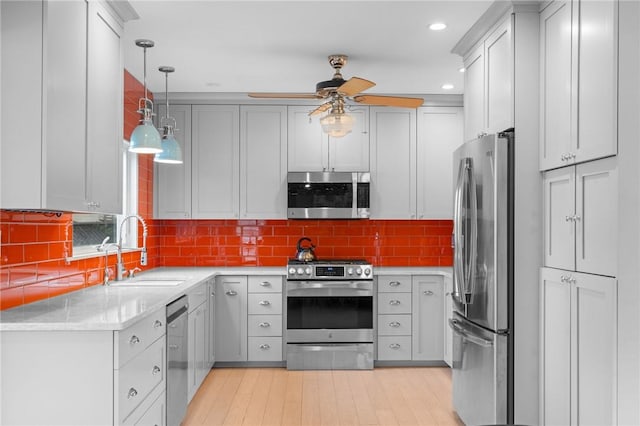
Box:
xmin=143 ymin=45 xmax=148 ymax=103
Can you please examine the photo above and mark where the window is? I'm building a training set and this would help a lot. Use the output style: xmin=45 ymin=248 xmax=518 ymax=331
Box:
xmin=71 ymin=141 xmax=139 ymax=258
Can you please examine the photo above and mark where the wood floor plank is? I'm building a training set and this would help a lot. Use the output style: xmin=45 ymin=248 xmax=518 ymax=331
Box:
xmin=182 ymin=366 xmax=461 ymax=426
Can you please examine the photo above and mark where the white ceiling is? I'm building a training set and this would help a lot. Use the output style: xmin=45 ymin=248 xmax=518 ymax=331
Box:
xmin=122 ymin=1 xmax=494 ymax=97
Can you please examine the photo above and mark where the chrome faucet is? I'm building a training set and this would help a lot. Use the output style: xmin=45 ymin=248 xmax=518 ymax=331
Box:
xmin=116 ymin=215 xmax=149 ymax=280
xmin=97 ymin=237 xmax=121 ymax=285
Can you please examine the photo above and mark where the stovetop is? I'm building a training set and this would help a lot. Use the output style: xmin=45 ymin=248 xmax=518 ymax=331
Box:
xmin=286 ymin=259 xmax=373 ymax=280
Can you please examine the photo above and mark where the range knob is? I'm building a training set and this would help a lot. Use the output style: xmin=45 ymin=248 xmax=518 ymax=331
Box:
xmin=364 ymin=267 xmax=371 ymax=276
xmin=297 ymin=267 xmax=304 ymax=275
xmin=288 ymin=267 xmax=296 ymax=275
xmin=304 ymin=267 xmax=312 ymax=275
xmin=347 ymin=268 xmax=354 ymax=275
xmin=356 ymin=267 xmax=362 ymax=275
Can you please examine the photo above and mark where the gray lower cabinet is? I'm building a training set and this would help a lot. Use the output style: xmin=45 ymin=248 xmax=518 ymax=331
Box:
xmin=215 ymin=276 xmax=248 ymax=362
xmin=412 ymin=275 xmax=444 ymax=361
xmin=187 ymin=281 xmax=209 ymax=401
xmin=377 ymin=276 xmax=413 ymax=360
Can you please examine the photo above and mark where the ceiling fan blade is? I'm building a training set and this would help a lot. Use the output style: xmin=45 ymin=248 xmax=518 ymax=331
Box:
xmin=353 ymin=95 xmax=423 ymax=108
xmin=308 ymin=102 xmax=332 ymax=116
xmin=337 ymin=77 xmax=375 ymax=96
xmin=248 ymin=92 xmax=321 ymax=99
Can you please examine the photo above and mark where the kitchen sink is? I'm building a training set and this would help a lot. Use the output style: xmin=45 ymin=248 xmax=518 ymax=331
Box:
xmin=109 ymin=279 xmax=185 ymax=287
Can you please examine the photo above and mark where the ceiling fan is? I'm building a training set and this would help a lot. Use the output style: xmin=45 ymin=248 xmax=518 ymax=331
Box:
xmin=248 ymin=54 xmax=424 ymax=117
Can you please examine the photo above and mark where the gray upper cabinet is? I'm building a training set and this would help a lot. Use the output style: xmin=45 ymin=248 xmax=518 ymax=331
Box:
xmin=539 ymin=0 xmax=618 ymax=170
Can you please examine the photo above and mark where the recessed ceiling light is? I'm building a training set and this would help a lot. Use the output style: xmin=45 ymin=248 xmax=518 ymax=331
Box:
xmin=442 ymin=84 xmax=454 ymax=90
xmin=429 ymin=23 xmax=447 ymax=31
xmin=458 ymin=67 xmax=466 ymax=73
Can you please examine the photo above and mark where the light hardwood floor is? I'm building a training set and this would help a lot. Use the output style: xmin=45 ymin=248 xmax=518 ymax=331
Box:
xmin=182 ymin=367 xmax=464 ymax=426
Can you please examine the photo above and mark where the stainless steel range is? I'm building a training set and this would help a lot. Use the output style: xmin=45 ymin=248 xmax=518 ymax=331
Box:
xmin=285 ymin=259 xmax=374 ymax=370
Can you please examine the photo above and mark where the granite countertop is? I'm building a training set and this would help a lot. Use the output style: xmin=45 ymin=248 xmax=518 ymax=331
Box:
xmin=0 ymin=266 xmax=450 ymax=332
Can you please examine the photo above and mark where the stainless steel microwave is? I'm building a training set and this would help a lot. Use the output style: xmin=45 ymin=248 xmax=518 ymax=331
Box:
xmin=287 ymin=172 xmax=370 ymax=219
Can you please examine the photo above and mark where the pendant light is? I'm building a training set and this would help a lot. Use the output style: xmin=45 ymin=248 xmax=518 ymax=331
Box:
xmin=129 ymin=39 xmax=162 ymax=154
xmin=154 ymin=66 xmax=183 ymax=164
xmin=320 ymin=96 xmax=354 ymax=138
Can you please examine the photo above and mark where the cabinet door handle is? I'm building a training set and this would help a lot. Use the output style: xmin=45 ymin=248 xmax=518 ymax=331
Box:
xmin=259 ymin=300 xmax=271 ymax=306
xmin=423 ymin=290 xmax=434 ymax=296
xmin=129 ymin=335 xmax=140 ymax=345
xmin=259 ymin=344 xmax=271 ymax=350
xmin=389 ymin=300 xmax=401 ymax=306
xmin=211 ymin=292 xmax=216 ymax=297
xmin=259 ymin=322 xmax=271 ymax=328
xmin=388 ymin=281 xmax=401 ymax=287
xmin=389 ymin=321 xmax=401 ymax=328
xmin=127 ymin=388 xmax=138 ymax=399
xmin=169 ymin=344 xmax=179 ymax=350
xmin=226 ymin=290 xmax=237 ymax=296
xmin=259 ymin=281 xmax=271 ymax=287
xmin=389 ymin=343 xmax=401 ymax=350
xmin=152 ymin=365 xmax=161 ymax=375
xmin=153 ymin=320 xmax=163 ymax=328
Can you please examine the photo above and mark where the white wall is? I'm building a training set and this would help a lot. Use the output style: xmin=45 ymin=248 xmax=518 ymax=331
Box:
xmin=616 ymin=1 xmax=640 ymax=423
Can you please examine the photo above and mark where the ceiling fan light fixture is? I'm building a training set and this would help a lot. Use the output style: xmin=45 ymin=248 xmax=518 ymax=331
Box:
xmin=130 ymin=39 xmax=162 ymax=154
xmin=320 ymin=111 xmax=354 ymax=138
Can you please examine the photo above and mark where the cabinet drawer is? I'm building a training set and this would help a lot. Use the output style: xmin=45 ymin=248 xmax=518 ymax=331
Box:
xmin=248 ymin=336 xmax=283 ymax=361
xmin=377 ymin=336 xmax=412 ymax=361
xmin=248 ymin=293 xmax=283 ymax=315
xmin=248 ymin=275 xmax=283 ymax=293
xmin=116 ymin=336 xmax=165 ymax=424
xmin=378 ymin=275 xmax=412 ymax=293
xmin=378 ymin=314 xmax=412 ymax=336
xmin=116 ymin=310 xmax=166 ymax=367
xmin=378 ymin=293 xmax=412 ymax=314
xmin=187 ymin=282 xmax=208 ymax=312
xmin=248 ymin=314 xmax=282 ymax=337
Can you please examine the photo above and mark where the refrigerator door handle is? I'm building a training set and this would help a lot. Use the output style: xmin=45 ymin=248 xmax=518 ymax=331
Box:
xmin=453 ymin=157 xmax=478 ymax=305
xmin=448 ymin=318 xmax=493 ymax=347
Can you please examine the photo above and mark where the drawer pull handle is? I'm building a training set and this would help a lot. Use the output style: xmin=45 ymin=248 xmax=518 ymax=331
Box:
xmin=389 ymin=321 xmax=401 ymax=328
xmin=129 ymin=335 xmax=140 ymax=345
xmin=389 ymin=343 xmax=401 ymax=350
xmin=127 ymin=388 xmax=138 ymax=399
xmin=153 ymin=320 xmax=163 ymax=328
xmin=389 ymin=300 xmax=401 ymax=306
xmin=152 ymin=365 xmax=161 ymax=375
xmin=259 ymin=344 xmax=271 ymax=350
xmin=259 ymin=322 xmax=271 ymax=328
xmin=169 ymin=344 xmax=179 ymax=350
xmin=389 ymin=281 xmax=401 ymax=287
xmin=259 ymin=300 xmax=271 ymax=306
xmin=226 ymin=290 xmax=238 ymax=296
xmin=423 ymin=290 xmax=434 ymax=296
xmin=211 ymin=292 xmax=216 ymax=296
xmin=259 ymin=281 xmax=271 ymax=287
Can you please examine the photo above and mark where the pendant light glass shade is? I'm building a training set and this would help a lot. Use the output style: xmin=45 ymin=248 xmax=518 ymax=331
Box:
xmin=154 ymin=65 xmax=183 ymax=164
xmin=129 ymin=39 xmax=162 ymax=154
xmin=320 ymin=98 xmax=354 ymax=138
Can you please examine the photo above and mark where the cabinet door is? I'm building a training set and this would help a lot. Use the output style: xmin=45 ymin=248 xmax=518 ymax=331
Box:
xmin=485 ymin=17 xmax=513 ymax=134
xmin=154 ymin=104 xmax=192 ymax=219
xmin=328 ymin=106 xmax=370 ymax=172
xmin=195 ymin=302 xmax=209 ymax=391
xmin=411 ymin=276 xmax=444 ymax=361
xmin=208 ymin=281 xmax=216 ymax=367
xmin=463 ymin=44 xmax=485 ymax=141
xmin=416 ymin=106 xmax=463 ymax=219
xmin=443 ymin=276 xmax=453 ymax=367
xmin=192 ymin=105 xmax=240 ymax=218
xmin=543 ymin=166 xmax=575 ymax=270
xmin=287 ymin=105 xmax=326 ymax=172
xmin=539 ymin=0 xmax=572 ymax=170
xmin=572 ymin=271 xmax=617 ymax=426
xmin=86 ymin=1 xmax=123 ymax=214
xmin=45 ymin=0 xmax=88 ymax=211
xmin=215 ymin=276 xmax=247 ymax=362
xmin=575 ymin=0 xmax=618 ymax=164
xmin=240 ymin=105 xmax=287 ymax=218
xmin=575 ymin=157 xmax=617 ymax=276
xmin=369 ymin=107 xmax=416 ymax=219
xmin=187 ymin=302 xmax=207 ymax=401
xmin=540 ymin=267 xmax=571 ymax=426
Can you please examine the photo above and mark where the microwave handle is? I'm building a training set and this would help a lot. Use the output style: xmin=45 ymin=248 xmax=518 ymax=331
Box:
xmin=352 ymin=173 xmax=358 ymax=217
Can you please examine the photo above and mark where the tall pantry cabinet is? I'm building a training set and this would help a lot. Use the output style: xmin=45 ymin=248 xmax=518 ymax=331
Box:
xmin=539 ymin=1 xmax=619 ymax=425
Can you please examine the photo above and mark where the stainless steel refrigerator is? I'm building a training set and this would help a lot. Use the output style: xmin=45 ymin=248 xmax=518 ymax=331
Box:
xmin=450 ymin=130 xmax=514 ymax=425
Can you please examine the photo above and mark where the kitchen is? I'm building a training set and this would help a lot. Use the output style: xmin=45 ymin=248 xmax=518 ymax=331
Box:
xmin=1 ymin=1 xmax=639 ymax=425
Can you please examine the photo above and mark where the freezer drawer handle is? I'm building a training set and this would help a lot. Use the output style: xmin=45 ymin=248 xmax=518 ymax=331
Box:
xmin=448 ymin=318 xmax=493 ymax=347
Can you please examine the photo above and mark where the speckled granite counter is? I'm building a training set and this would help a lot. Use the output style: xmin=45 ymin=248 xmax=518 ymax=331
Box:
xmin=0 ymin=267 xmax=285 ymax=331
xmin=0 ymin=266 xmax=451 ymax=331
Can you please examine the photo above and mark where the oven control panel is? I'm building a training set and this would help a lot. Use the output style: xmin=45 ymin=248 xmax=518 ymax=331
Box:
xmin=287 ymin=261 xmax=373 ymax=280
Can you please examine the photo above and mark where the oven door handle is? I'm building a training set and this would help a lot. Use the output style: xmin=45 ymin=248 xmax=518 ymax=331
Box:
xmin=287 ymin=281 xmax=373 ymax=290
xmin=287 ymin=287 xmax=373 ymax=297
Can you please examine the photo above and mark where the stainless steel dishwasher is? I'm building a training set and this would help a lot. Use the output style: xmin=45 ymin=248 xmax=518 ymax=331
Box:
xmin=166 ymin=296 xmax=189 ymax=426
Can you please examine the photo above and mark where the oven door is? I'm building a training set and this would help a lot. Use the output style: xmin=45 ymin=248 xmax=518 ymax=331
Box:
xmin=286 ymin=281 xmax=374 ymax=343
